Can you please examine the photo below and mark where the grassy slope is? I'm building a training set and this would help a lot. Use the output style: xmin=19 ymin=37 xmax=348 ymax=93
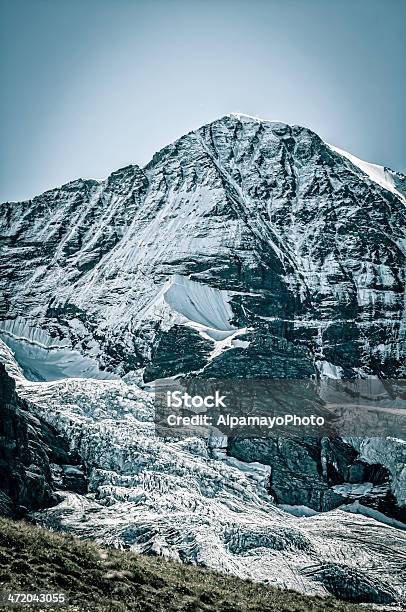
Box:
xmin=0 ymin=517 xmax=375 ymax=612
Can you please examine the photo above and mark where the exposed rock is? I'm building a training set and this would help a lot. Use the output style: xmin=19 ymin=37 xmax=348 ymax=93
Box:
xmin=227 ymin=436 xmax=405 ymax=520
xmin=0 ymin=362 xmax=87 ymax=516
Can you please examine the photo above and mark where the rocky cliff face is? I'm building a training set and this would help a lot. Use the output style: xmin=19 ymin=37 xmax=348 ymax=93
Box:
xmin=228 ymin=436 xmax=404 ymax=521
xmin=0 ymin=362 xmax=86 ymax=517
xmin=1 ymin=113 xmax=405 ymax=382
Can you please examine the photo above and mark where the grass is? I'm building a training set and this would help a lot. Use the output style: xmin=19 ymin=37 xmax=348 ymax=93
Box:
xmin=0 ymin=517 xmax=376 ymax=612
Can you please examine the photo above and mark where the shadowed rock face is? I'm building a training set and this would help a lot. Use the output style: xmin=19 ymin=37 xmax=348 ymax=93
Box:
xmin=0 ymin=363 xmax=86 ymax=516
xmin=227 ymin=436 xmax=405 ymax=520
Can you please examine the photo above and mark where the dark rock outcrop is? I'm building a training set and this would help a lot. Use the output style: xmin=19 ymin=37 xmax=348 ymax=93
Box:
xmin=0 ymin=363 xmax=86 ymax=516
xmin=227 ymin=436 xmax=405 ymax=520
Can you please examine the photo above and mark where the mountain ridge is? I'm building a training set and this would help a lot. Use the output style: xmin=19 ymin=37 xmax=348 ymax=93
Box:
xmin=3 ymin=114 xmax=405 ymax=205
xmin=1 ymin=113 xmax=405 ymax=382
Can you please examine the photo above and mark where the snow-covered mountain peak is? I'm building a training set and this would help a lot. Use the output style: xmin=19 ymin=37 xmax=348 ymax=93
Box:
xmin=1 ymin=114 xmax=405 ymax=382
xmin=228 ymin=112 xmax=267 ymax=123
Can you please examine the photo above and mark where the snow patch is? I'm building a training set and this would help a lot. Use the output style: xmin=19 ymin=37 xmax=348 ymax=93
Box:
xmin=0 ymin=319 xmax=117 ymax=382
xmin=229 ymin=113 xmax=264 ymax=123
xmin=333 ymin=482 xmax=374 ymax=496
xmin=228 ymin=113 xmax=287 ymax=125
xmin=162 ymin=275 xmax=249 ymax=362
xmin=279 ymin=505 xmax=319 ymax=518
xmin=329 ymin=144 xmax=406 ymax=203
xmin=316 ymin=360 xmax=344 ymax=379
xmin=164 ymin=274 xmax=235 ymax=333
xmin=340 ymin=501 xmax=405 ymax=531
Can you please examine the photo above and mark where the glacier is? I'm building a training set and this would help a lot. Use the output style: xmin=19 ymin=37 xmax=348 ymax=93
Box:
xmin=1 ymin=339 xmax=405 ymax=606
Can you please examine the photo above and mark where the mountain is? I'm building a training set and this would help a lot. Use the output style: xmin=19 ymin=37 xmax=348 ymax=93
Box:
xmin=1 ymin=114 xmax=406 ymax=606
xmin=1 ymin=113 xmax=405 ymax=382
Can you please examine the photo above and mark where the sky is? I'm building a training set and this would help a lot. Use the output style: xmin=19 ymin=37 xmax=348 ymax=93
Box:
xmin=1 ymin=0 xmax=405 ymax=202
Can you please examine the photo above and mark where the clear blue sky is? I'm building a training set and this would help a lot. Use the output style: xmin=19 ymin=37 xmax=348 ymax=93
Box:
xmin=1 ymin=0 xmax=405 ymax=202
